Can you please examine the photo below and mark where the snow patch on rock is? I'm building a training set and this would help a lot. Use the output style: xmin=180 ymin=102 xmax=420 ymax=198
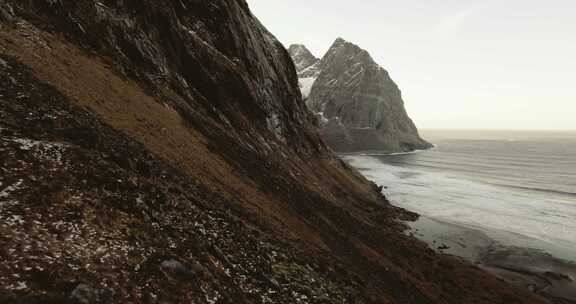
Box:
xmin=299 ymin=76 xmax=317 ymax=99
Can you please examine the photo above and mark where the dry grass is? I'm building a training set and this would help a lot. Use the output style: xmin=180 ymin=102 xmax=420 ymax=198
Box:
xmin=0 ymin=22 xmax=338 ymax=251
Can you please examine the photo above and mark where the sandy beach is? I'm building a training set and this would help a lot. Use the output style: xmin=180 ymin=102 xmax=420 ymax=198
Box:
xmin=406 ymin=216 xmax=576 ymax=303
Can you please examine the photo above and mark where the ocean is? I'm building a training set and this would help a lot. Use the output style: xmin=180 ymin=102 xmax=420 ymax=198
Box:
xmin=343 ymin=129 xmax=576 ymax=263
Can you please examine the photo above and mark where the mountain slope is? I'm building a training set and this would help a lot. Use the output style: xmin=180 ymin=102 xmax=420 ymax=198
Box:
xmin=288 ymin=44 xmax=321 ymax=100
xmin=291 ymin=39 xmax=432 ymax=152
xmin=288 ymin=44 xmax=319 ymax=72
xmin=0 ymin=1 xmax=544 ymax=303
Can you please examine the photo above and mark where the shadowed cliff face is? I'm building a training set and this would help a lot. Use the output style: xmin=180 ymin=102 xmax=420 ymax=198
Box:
xmin=290 ymin=39 xmax=431 ymax=153
xmin=6 ymin=0 xmax=326 ymax=155
xmin=0 ymin=1 xmax=546 ymax=303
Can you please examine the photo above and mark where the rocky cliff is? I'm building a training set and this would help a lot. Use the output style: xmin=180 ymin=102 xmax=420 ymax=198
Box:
xmin=288 ymin=44 xmax=321 ymax=100
xmin=0 ymin=1 xmax=545 ymax=303
xmin=287 ymin=44 xmax=318 ymax=73
xmin=290 ymin=39 xmax=432 ymax=152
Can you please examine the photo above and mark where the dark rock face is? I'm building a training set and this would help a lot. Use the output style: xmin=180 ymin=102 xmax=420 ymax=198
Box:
xmin=7 ymin=0 xmax=323 ymax=154
xmin=0 ymin=1 xmax=546 ymax=303
xmin=290 ymin=39 xmax=432 ymax=152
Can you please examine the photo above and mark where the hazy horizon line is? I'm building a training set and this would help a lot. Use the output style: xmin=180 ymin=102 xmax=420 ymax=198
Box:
xmin=421 ymin=128 xmax=576 ymax=132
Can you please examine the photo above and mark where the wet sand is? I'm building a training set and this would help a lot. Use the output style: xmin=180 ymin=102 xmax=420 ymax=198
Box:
xmin=407 ymin=216 xmax=576 ymax=303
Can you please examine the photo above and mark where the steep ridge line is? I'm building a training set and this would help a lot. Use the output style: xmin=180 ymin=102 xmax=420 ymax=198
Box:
xmin=289 ymin=40 xmax=431 ymax=153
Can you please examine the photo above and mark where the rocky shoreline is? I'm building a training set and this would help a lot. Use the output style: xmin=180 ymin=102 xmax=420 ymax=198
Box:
xmin=407 ymin=216 xmax=576 ymax=304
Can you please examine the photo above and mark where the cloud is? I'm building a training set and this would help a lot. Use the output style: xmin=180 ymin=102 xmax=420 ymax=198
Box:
xmin=434 ymin=9 xmax=475 ymax=35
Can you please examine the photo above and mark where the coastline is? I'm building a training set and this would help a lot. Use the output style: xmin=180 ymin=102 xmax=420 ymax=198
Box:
xmin=406 ymin=216 xmax=576 ymax=303
xmin=340 ymin=141 xmax=576 ymax=303
xmin=338 ymin=144 xmax=438 ymax=157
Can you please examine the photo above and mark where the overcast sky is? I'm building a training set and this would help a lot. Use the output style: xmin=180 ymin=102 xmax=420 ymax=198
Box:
xmin=248 ymin=0 xmax=576 ymax=130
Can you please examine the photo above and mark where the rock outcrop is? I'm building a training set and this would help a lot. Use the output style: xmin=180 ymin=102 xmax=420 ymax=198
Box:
xmin=0 ymin=1 xmax=544 ymax=303
xmin=290 ymin=39 xmax=432 ymax=152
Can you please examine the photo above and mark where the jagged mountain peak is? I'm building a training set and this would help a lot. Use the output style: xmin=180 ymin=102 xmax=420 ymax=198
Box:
xmin=290 ymin=38 xmax=431 ymax=152
xmin=288 ymin=43 xmax=312 ymax=55
xmin=329 ymin=37 xmax=353 ymax=49
xmin=334 ymin=37 xmax=346 ymax=43
xmin=322 ymin=38 xmax=377 ymax=68
xmin=288 ymin=43 xmax=318 ymax=72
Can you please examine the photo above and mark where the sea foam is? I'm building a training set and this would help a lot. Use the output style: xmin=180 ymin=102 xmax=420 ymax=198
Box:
xmin=344 ymin=155 xmax=576 ymax=262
